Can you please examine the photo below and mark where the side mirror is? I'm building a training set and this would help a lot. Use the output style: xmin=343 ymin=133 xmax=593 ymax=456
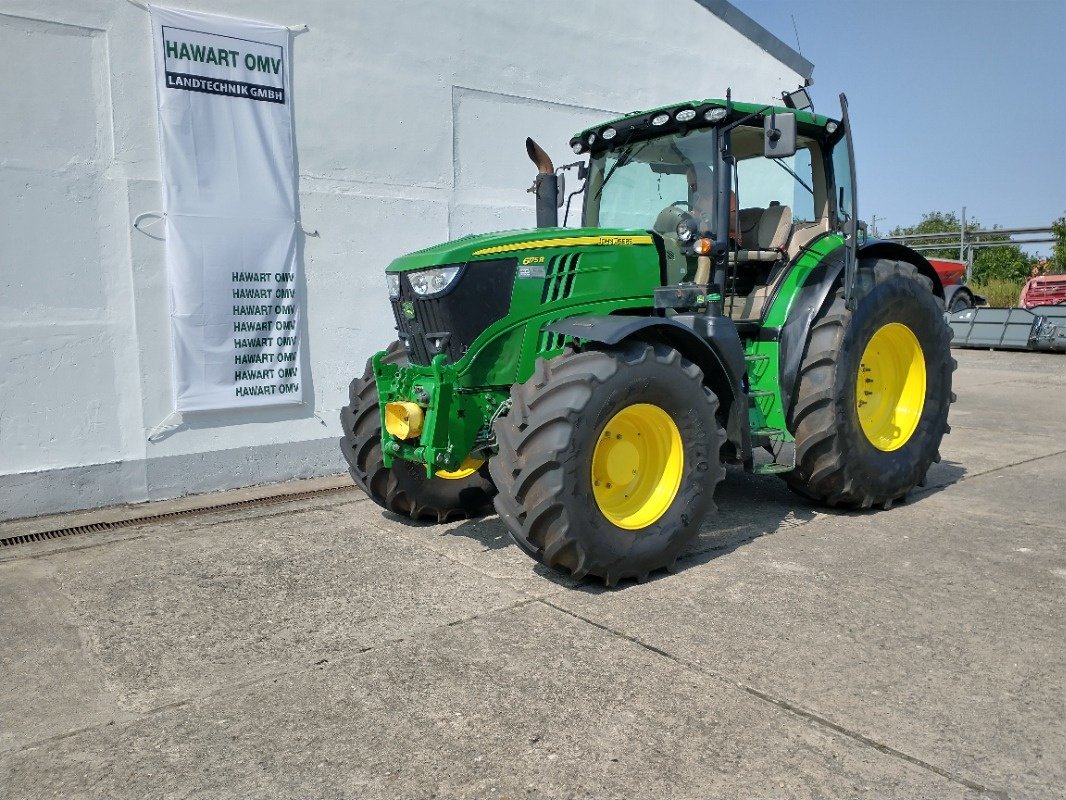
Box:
xmin=764 ymin=112 xmax=796 ymax=158
xmin=557 ymin=173 xmax=566 ymax=208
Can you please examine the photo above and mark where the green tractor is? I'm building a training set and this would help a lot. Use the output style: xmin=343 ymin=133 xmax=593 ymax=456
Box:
xmin=340 ymin=90 xmax=953 ymax=585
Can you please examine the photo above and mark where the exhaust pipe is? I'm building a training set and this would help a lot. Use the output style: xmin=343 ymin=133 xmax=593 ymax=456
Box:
xmin=526 ymin=137 xmax=558 ymax=228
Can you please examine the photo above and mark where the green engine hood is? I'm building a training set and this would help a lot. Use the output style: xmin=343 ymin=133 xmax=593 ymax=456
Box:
xmin=386 ymin=227 xmax=656 ymax=273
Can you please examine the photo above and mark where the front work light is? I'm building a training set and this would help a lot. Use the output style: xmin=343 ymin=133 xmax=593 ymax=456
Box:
xmin=675 ymin=108 xmax=696 ymax=122
xmin=651 ymin=113 xmax=670 ymax=126
xmin=408 ymin=265 xmax=462 ymax=296
xmin=601 ymin=127 xmax=617 ymax=140
xmin=386 ymin=273 xmax=401 ymax=299
xmin=704 ymin=108 xmax=728 ymax=123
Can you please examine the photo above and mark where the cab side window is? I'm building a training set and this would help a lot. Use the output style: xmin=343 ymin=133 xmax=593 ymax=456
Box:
xmin=735 ymin=147 xmax=815 ymax=222
xmin=831 ymin=138 xmax=854 ymax=224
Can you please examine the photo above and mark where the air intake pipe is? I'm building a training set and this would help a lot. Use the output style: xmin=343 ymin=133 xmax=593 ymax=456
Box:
xmin=526 ymin=137 xmax=558 ymax=228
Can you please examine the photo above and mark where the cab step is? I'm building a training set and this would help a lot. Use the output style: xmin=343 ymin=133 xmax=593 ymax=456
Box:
xmin=744 ymin=353 xmax=770 ymax=363
xmin=748 ymin=390 xmax=774 ymax=399
xmin=751 ymin=426 xmax=787 ymax=438
xmin=754 ymin=462 xmax=794 ymax=475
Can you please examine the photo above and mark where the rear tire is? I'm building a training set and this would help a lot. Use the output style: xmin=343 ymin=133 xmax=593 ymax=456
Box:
xmin=948 ymin=290 xmax=973 ymax=314
xmin=784 ymin=259 xmax=955 ymax=509
xmin=490 ymin=341 xmax=725 ymax=585
xmin=339 ymin=341 xmax=496 ymax=522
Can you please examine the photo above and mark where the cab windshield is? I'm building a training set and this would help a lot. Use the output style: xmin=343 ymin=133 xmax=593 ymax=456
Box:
xmin=584 ymin=128 xmax=717 ymax=234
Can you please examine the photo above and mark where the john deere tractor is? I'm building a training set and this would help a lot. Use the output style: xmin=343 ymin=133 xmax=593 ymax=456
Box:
xmin=340 ymin=90 xmax=953 ymax=585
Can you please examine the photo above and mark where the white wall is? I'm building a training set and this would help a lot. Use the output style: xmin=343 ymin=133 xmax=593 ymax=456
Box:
xmin=0 ymin=0 xmax=804 ymax=520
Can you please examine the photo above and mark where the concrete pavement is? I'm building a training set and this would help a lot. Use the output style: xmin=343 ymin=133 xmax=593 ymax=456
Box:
xmin=1 ymin=348 xmax=1063 ymax=799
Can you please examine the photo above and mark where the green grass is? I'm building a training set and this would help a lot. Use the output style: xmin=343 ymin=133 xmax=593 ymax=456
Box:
xmin=969 ymin=279 xmax=1024 ymax=308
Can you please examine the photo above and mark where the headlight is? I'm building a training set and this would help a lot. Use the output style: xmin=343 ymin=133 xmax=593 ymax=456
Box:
xmin=676 ymin=219 xmax=697 ymax=242
xmin=409 ymin=265 xmax=462 ymax=296
xmin=386 ymin=273 xmax=401 ymax=299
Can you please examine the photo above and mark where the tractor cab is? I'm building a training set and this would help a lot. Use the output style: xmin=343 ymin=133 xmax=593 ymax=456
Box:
xmin=573 ymin=98 xmax=852 ymax=326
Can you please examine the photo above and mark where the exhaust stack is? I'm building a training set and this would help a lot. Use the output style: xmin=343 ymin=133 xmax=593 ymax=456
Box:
xmin=526 ymin=137 xmax=558 ymax=228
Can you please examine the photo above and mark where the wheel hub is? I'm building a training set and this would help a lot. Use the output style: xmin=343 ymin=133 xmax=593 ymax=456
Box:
xmin=591 ymin=403 xmax=683 ymax=530
xmin=856 ymin=322 xmax=926 ymax=451
xmin=436 ymin=457 xmax=485 ymax=480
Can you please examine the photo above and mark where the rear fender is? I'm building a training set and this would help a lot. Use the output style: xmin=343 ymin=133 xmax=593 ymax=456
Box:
xmin=546 ymin=315 xmax=751 ymax=462
xmin=858 ymin=241 xmax=944 ymax=299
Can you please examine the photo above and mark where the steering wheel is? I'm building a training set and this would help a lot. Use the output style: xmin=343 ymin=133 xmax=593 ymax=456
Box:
xmin=670 ymin=200 xmax=693 ymax=210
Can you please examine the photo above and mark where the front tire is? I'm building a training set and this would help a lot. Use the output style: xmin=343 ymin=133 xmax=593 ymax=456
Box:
xmin=490 ymin=341 xmax=725 ymax=585
xmin=784 ymin=259 xmax=954 ymax=508
xmin=339 ymin=341 xmax=496 ymax=522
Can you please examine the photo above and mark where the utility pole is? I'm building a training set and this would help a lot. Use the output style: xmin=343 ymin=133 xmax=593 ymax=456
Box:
xmin=870 ymin=214 xmax=880 ymax=237
xmin=960 ymin=206 xmax=966 ymax=260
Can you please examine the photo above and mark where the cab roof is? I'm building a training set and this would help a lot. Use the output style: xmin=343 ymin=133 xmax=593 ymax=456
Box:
xmin=571 ymin=98 xmax=835 ymax=155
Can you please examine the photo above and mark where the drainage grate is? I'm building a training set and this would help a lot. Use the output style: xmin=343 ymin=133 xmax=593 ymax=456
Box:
xmin=0 ymin=483 xmax=360 ymax=548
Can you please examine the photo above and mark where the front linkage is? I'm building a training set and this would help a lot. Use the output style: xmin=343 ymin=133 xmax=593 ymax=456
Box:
xmin=374 ymin=352 xmax=508 ymax=478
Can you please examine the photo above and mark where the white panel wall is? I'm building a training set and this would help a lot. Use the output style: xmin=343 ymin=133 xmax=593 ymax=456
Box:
xmin=0 ymin=0 xmax=803 ymax=520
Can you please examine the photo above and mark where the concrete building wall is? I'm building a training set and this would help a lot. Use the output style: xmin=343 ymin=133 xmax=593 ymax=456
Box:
xmin=0 ymin=0 xmax=808 ymax=521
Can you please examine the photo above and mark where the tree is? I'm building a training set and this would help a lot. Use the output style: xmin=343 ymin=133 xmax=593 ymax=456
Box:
xmin=889 ymin=211 xmax=976 ymax=260
xmin=1051 ymin=215 xmax=1066 ymax=274
xmin=971 ymin=246 xmax=1032 ymax=283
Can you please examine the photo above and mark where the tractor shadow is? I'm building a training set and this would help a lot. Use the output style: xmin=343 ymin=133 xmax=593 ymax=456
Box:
xmin=426 ymin=458 xmax=969 ymax=592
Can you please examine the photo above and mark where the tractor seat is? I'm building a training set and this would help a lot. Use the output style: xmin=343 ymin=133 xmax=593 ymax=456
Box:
xmin=730 ymin=202 xmax=792 ymax=263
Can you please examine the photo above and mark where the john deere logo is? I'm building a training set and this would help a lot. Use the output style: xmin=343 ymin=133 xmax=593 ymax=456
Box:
xmin=401 ymin=301 xmax=416 ymax=319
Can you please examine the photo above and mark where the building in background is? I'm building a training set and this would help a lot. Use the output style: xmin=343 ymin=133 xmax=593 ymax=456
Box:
xmin=0 ymin=0 xmax=811 ymax=520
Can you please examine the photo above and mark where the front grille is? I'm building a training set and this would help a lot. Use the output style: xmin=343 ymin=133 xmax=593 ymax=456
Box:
xmin=391 ymin=259 xmax=517 ymax=365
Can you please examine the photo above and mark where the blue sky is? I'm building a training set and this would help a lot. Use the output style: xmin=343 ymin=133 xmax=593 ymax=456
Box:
xmin=731 ymin=0 xmax=1066 ymax=248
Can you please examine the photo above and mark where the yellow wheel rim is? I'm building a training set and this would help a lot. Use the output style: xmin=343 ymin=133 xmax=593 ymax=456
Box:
xmin=435 ymin=457 xmax=484 ymax=481
xmin=856 ymin=322 xmax=926 ymax=452
xmin=591 ymin=403 xmax=684 ymax=530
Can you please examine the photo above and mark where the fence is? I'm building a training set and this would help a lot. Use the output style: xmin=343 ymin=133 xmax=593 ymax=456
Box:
xmin=878 ymin=225 xmax=1056 ymax=283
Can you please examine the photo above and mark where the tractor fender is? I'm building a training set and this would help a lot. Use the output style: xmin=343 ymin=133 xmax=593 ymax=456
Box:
xmin=546 ymin=314 xmax=751 ymax=461
xmin=858 ymin=240 xmax=944 ymax=298
xmin=777 ymin=252 xmax=845 ymax=427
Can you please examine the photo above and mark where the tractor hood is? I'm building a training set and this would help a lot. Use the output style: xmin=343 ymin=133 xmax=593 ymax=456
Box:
xmin=386 ymin=227 xmax=655 ymax=273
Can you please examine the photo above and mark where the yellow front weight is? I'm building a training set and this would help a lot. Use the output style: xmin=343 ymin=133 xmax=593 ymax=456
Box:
xmin=591 ymin=403 xmax=684 ymax=530
xmin=384 ymin=401 xmax=424 ymax=440
xmin=856 ymin=322 xmax=926 ymax=451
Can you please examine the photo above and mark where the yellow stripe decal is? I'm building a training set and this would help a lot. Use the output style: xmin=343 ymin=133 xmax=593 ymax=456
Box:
xmin=472 ymin=234 xmax=654 ymax=256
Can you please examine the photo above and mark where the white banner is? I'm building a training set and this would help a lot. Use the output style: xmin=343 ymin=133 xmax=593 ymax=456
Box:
xmin=150 ymin=5 xmax=302 ymax=411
